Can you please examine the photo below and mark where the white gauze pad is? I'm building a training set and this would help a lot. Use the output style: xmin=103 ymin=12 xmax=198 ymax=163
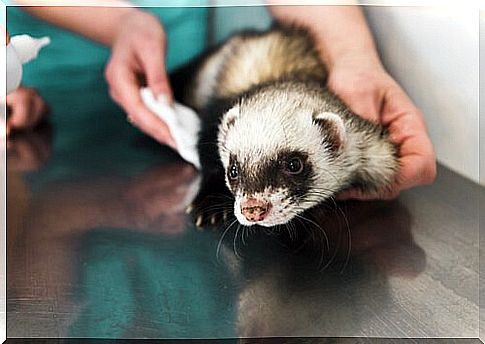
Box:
xmin=140 ymin=88 xmax=201 ymax=169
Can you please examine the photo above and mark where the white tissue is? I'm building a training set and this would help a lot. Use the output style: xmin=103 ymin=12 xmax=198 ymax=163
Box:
xmin=140 ymin=88 xmax=201 ymax=169
xmin=10 ymin=35 xmax=51 ymax=64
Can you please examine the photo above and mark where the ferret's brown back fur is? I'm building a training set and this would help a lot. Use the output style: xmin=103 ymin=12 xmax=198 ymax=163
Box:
xmin=189 ymin=25 xmax=326 ymax=110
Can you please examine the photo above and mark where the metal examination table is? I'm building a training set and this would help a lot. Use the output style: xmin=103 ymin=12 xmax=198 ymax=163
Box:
xmin=6 ymin=82 xmax=484 ymax=343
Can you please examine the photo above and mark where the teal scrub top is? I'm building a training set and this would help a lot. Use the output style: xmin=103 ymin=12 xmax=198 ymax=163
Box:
xmin=6 ymin=4 xmax=209 ymax=180
xmin=6 ymin=5 xmax=238 ymax=339
xmin=6 ymin=3 xmax=209 ymax=91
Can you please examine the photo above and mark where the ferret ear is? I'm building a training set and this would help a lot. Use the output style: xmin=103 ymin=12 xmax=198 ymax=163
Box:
xmin=312 ymin=111 xmax=346 ymax=152
xmin=222 ymin=107 xmax=239 ymax=129
xmin=218 ymin=106 xmax=240 ymax=146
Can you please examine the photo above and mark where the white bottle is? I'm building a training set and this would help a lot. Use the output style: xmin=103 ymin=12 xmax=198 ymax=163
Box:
xmin=6 ymin=35 xmax=50 ymax=94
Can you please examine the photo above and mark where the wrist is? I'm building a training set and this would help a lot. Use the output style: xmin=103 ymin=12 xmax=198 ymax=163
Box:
xmin=326 ymin=48 xmax=385 ymax=75
xmin=108 ymin=8 xmax=161 ymax=47
xmin=323 ymin=39 xmax=382 ymax=69
xmin=111 ymin=9 xmax=163 ymax=46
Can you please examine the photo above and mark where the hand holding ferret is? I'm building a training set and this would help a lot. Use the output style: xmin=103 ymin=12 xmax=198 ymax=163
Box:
xmin=267 ymin=4 xmax=437 ymax=200
xmin=328 ymin=54 xmax=437 ymax=200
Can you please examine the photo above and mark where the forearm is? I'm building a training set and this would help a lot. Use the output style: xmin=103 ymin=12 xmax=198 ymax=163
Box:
xmin=267 ymin=2 xmax=382 ymax=70
xmin=13 ymin=0 xmax=137 ymax=46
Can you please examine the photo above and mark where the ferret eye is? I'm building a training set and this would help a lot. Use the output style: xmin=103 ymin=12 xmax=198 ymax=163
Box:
xmin=229 ymin=163 xmax=239 ymax=180
xmin=286 ymin=157 xmax=303 ymax=174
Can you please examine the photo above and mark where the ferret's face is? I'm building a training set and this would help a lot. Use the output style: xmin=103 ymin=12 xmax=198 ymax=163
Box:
xmin=217 ymin=95 xmax=346 ymax=227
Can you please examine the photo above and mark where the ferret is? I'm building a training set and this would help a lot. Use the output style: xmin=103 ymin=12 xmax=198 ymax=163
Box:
xmin=184 ymin=24 xmax=398 ymax=228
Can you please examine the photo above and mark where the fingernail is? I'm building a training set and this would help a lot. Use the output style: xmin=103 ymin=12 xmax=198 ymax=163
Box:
xmin=168 ymin=138 xmax=177 ymax=150
xmin=157 ymin=92 xmax=174 ymax=106
xmin=156 ymin=93 xmax=168 ymax=104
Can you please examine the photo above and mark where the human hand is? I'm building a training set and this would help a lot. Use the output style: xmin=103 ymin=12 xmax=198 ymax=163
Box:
xmin=7 ymin=122 xmax=52 ymax=172
xmin=122 ymin=162 xmax=198 ymax=234
xmin=327 ymin=55 xmax=436 ymax=200
xmin=104 ymin=10 xmax=176 ymax=148
xmin=5 ymin=86 xmax=49 ymax=137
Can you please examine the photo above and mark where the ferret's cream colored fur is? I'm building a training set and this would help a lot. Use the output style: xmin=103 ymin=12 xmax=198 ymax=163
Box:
xmin=189 ymin=25 xmax=398 ymax=226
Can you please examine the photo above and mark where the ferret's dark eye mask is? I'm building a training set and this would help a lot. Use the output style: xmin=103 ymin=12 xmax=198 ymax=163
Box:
xmin=226 ymin=150 xmax=315 ymax=198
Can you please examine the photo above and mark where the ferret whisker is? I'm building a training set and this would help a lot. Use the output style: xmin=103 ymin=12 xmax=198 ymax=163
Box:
xmin=291 ymin=218 xmax=314 ymax=253
xmin=331 ymin=195 xmax=352 ymax=274
xmin=292 ymin=195 xmax=351 ymax=271
xmin=216 ymin=218 xmax=238 ymax=261
xmin=192 ymin=24 xmax=397 ymax=266
xmin=197 ymin=141 xmax=219 ymax=148
xmin=241 ymin=226 xmax=248 ymax=246
xmin=214 ymin=194 xmax=235 ymax=202
xmin=292 ymin=213 xmax=330 ymax=252
xmin=288 ymin=221 xmax=296 ymax=241
xmin=287 ymin=209 xmax=337 ymax=270
xmin=233 ymin=224 xmax=242 ymax=259
xmin=317 ymin=165 xmax=344 ymax=187
xmin=196 ymin=203 xmax=231 ymax=213
xmin=283 ymin=222 xmax=291 ymax=241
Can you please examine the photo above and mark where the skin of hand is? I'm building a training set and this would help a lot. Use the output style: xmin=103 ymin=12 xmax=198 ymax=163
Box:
xmin=17 ymin=4 xmax=177 ymax=148
xmin=268 ymin=3 xmax=436 ymax=200
xmin=6 ymin=87 xmax=49 ymax=137
xmin=328 ymin=55 xmax=437 ymax=200
xmin=7 ymin=123 xmax=52 ymax=172
xmin=121 ymin=162 xmax=197 ymax=233
xmin=3 ymin=28 xmax=48 ymax=137
xmin=104 ymin=10 xmax=177 ymax=149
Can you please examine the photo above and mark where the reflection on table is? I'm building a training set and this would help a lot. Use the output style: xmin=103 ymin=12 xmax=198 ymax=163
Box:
xmin=6 ymin=86 xmax=480 ymax=339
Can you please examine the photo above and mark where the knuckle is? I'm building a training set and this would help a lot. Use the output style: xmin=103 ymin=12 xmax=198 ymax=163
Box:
xmin=104 ymin=65 xmax=114 ymax=83
xmin=104 ymin=59 xmax=119 ymax=83
xmin=423 ymin=161 xmax=437 ymax=185
xmin=107 ymin=88 xmax=119 ymax=103
xmin=23 ymin=87 xmax=36 ymax=97
xmin=139 ymin=38 xmax=160 ymax=54
xmin=126 ymin=114 xmax=138 ymax=126
xmin=413 ymin=108 xmax=426 ymax=120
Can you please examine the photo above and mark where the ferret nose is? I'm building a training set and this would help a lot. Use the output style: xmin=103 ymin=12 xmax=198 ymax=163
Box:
xmin=240 ymin=198 xmax=271 ymax=222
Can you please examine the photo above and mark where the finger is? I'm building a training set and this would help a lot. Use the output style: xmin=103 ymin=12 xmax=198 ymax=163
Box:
xmin=337 ymin=136 xmax=435 ymax=201
xmin=29 ymin=94 xmax=48 ymax=126
xmin=108 ymin=65 xmax=177 ymax=148
xmin=32 ymin=92 xmax=48 ymax=115
xmin=387 ymin=118 xmax=436 ymax=189
xmin=329 ymin=75 xmax=382 ymax=123
xmin=340 ymin=135 xmax=436 ymax=201
xmin=397 ymin=151 xmax=436 ymax=190
xmin=380 ymin=86 xmax=420 ymax=127
xmin=137 ymin=41 xmax=173 ymax=102
xmin=128 ymin=106 xmax=177 ymax=149
xmin=7 ymin=95 xmax=34 ymax=130
xmin=336 ymin=187 xmax=399 ymax=201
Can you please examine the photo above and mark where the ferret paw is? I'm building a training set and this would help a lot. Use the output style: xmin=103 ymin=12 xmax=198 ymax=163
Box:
xmin=186 ymin=195 xmax=233 ymax=230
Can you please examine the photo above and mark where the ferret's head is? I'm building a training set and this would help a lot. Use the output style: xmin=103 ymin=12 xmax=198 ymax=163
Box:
xmin=217 ymin=85 xmax=347 ymax=227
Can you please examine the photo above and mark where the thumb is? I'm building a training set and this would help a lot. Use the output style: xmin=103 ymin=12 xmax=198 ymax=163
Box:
xmin=345 ymin=92 xmax=382 ymax=123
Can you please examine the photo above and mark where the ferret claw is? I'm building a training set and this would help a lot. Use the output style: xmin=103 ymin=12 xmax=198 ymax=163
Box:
xmin=195 ymin=215 xmax=203 ymax=228
xmin=185 ymin=204 xmax=193 ymax=214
